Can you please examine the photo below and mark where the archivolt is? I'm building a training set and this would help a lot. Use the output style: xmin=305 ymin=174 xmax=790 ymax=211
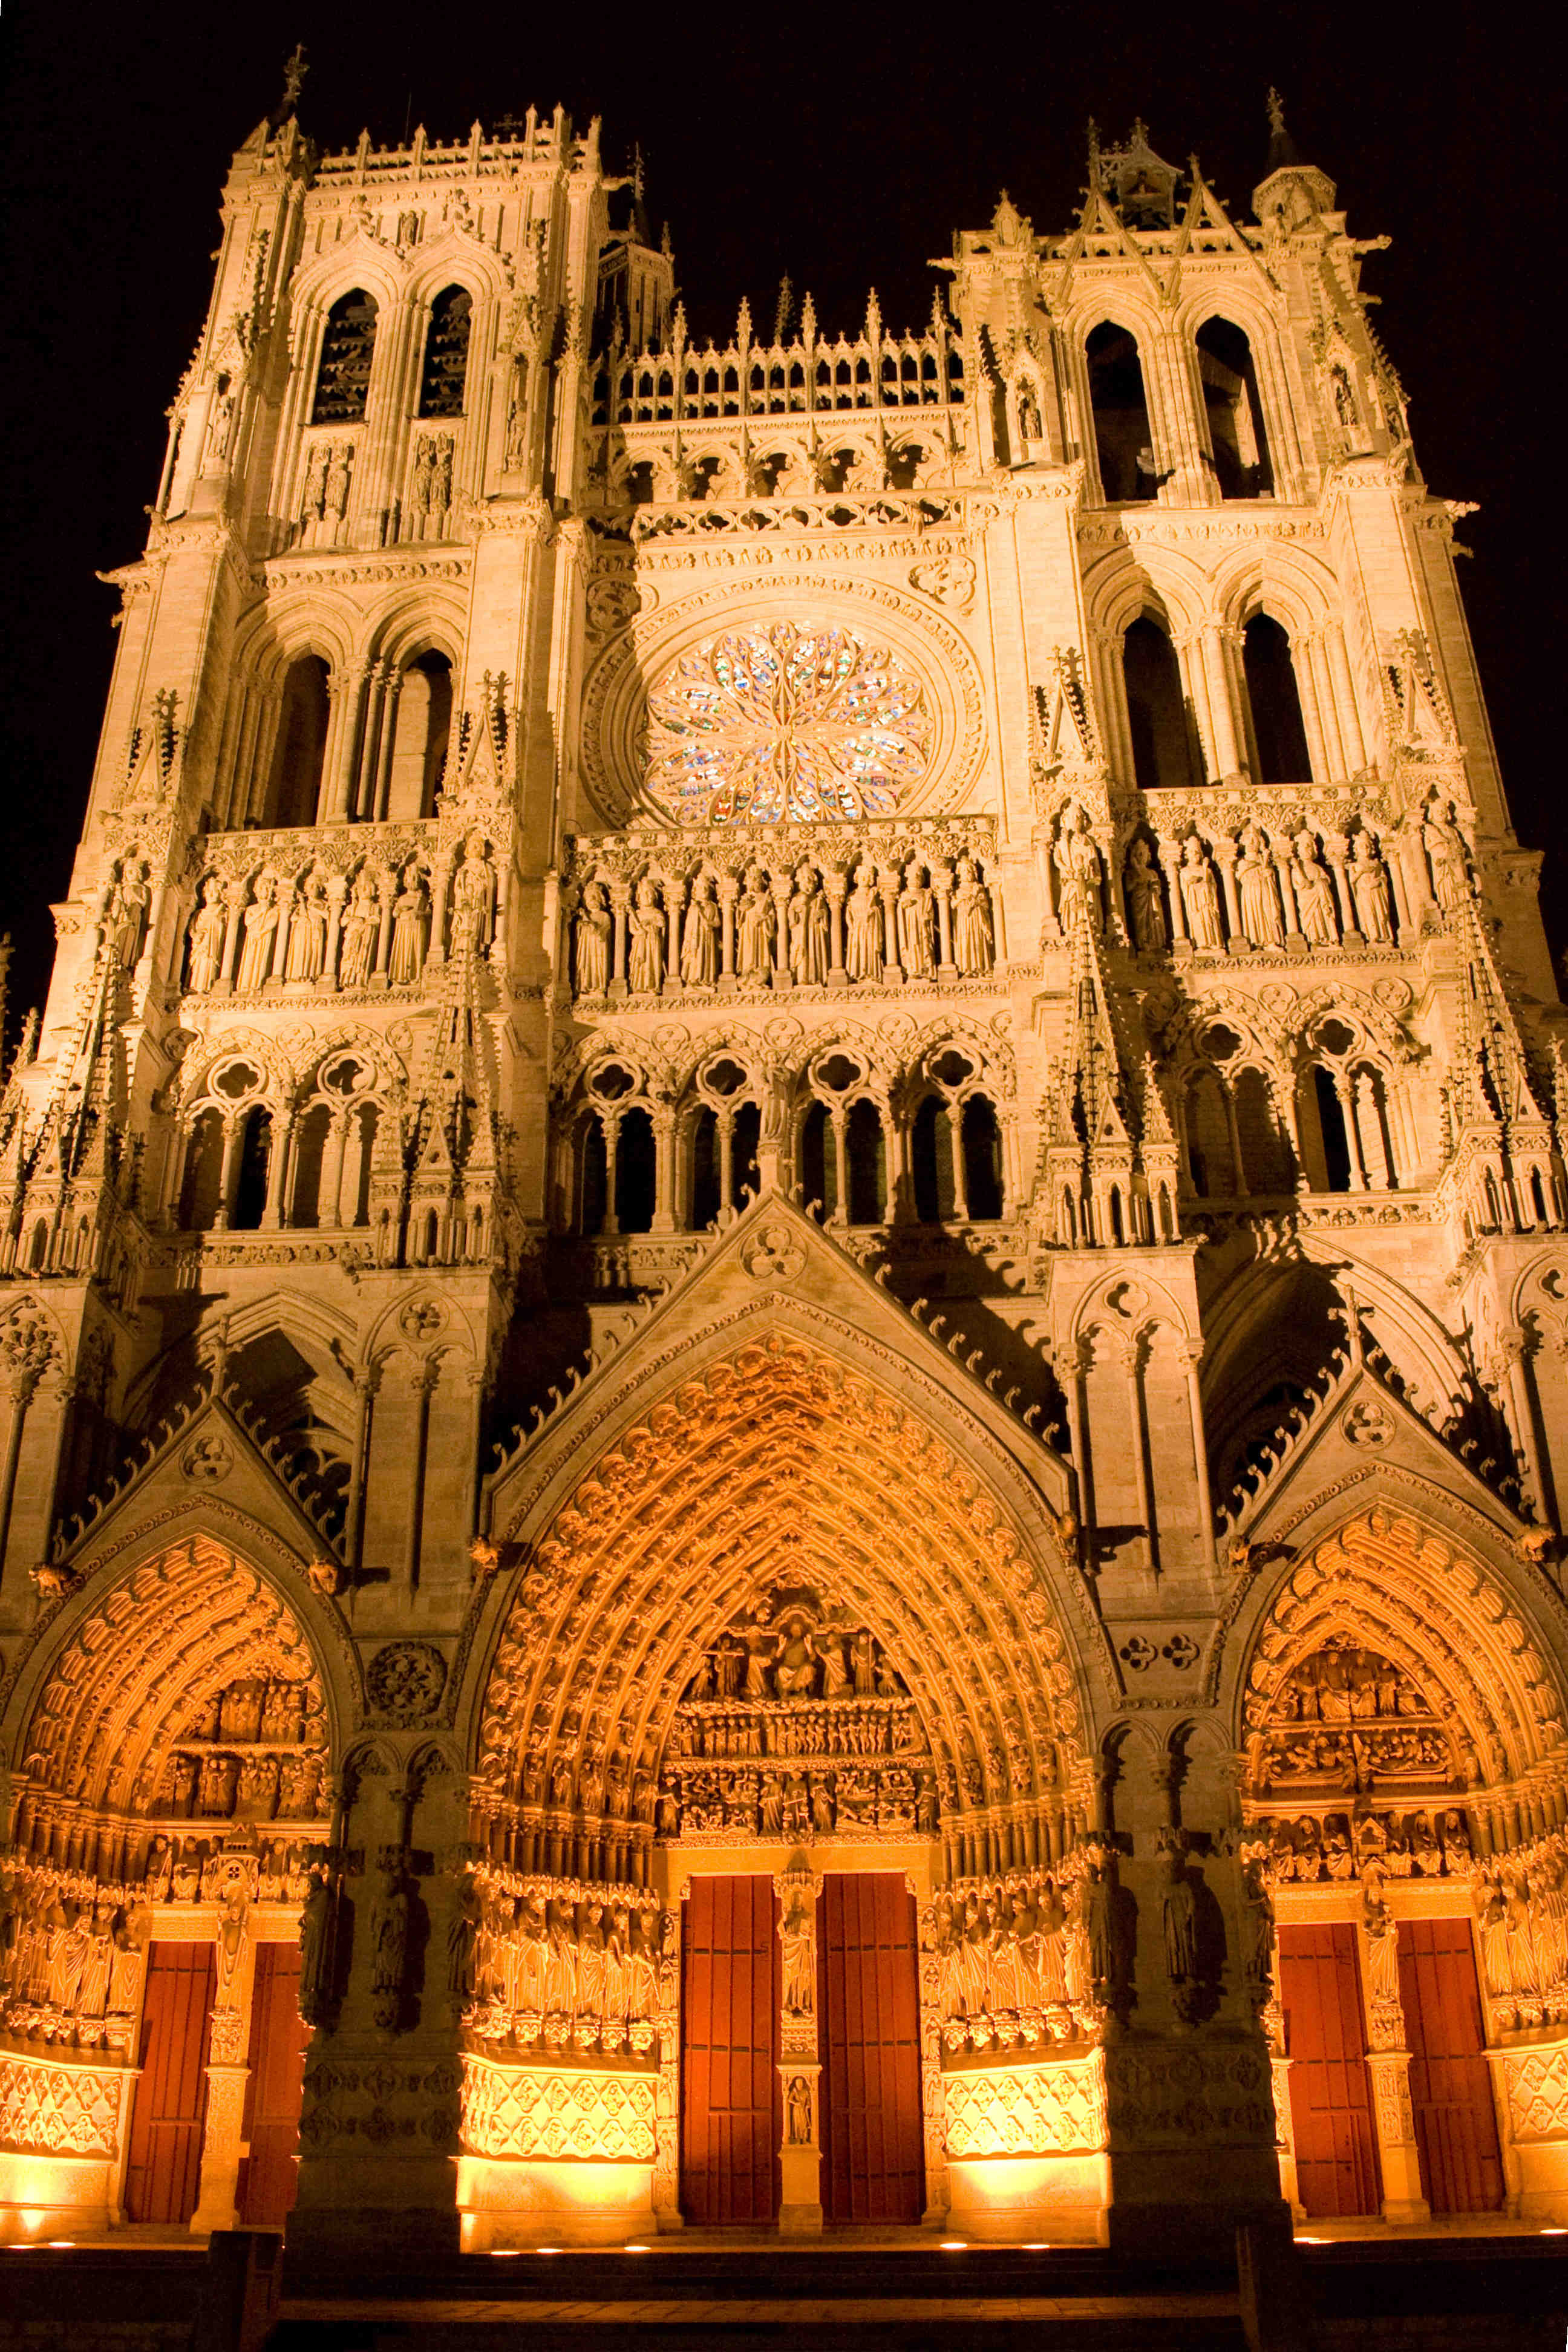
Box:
xmin=477 ymin=1334 xmax=1086 ymax=1856
xmin=18 ymin=1536 xmax=328 ymax=1818
xmin=1240 ymin=1508 xmax=1568 ymax=1797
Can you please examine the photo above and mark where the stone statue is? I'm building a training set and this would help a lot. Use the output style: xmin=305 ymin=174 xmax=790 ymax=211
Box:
xmin=953 ymin=854 xmax=994 ymax=975
xmin=627 ymin=877 xmax=665 ymax=994
xmin=573 ymin=879 xmax=612 ymax=995
xmin=781 ymin=1889 xmax=815 ymax=2016
xmin=370 ymin=1864 xmax=411 ymax=2031
xmin=1054 ymin=806 xmax=1102 ymax=932
xmin=680 ymin=874 xmax=720 ymax=986
xmin=1236 ymin=823 xmax=1283 ymax=949
xmin=897 ymin=862 xmax=935 ymax=976
xmin=736 ymin=864 xmax=775 ymax=979
xmin=388 ymin=866 xmax=428 ymax=985
xmin=338 ymin=873 xmax=379 ymax=988
xmin=844 ymin=866 xmax=883 ymax=982
xmin=1158 ymin=1837 xmax=1198 ymax=1988
xmin=451 ymin=832 xmax=497 ymax=955
xmin=1423 ymin=799 xmax=1472 ymax=911
xmin=1291 ymin=831 xmax=1339 ymax=944
xmin=1350 ymin=834 xmax=1394 ymax=940
xmin=185 ymin=880 xmax=226 ymax=994
xmin=1178 ymin=836 xmax=1224 ymax=949
xmin=786 ymin=2074 xmax=814 ymax=2145
xmin=447 ymin=1875 xmax=480 ymax=2004
xmin=298 ymin=1866 xmax=336 ymax=2027
xmin=788 ymin=866 xmax=831 ymax=985
xmin=1123 ymin=837 xmax=1167 ymax=952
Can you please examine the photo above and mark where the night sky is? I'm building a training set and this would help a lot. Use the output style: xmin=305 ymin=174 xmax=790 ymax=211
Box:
xmin=0 ymin=5 xmax=1558 ymax=1037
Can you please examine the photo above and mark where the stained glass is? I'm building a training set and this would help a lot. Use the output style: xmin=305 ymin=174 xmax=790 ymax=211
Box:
xmin=644 ymin=621 xmax=930 ymax=823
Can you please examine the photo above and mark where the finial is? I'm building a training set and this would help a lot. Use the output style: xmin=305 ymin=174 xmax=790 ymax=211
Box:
xmin=774 ymin=275 xmax=794 ymax=345
xmin=1086 ymin=117 xmax=1102 ymax=186
xmin=1267 ymin=85 xmax=1286 ymax=137
xmin=270 ymin=42 xmax=307 ymax=129
xmin=632 ymin=140 xmax=645 ymax=198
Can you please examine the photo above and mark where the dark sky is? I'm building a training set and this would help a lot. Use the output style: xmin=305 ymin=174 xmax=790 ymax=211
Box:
xmin=1 ymin=4 xmax=1558 ymax=1034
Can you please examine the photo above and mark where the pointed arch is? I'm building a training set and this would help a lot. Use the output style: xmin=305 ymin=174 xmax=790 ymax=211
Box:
xmin=474 ymin=1332 xmax=1092 ymax=1879
xmin=1235 ymin=1508 xmax=1568 ymax=1825
xmin=11 ymin=1536 xmax=339 ymax=1866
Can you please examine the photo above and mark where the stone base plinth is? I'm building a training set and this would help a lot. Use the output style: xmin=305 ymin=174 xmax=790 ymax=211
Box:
xmin=945 ymin=2151 xmax=1108 ymax=2244
xmin=457 ymin=2155 xmax=657 ymax=2248
xmin=0 ymin=2150 xmax=117 ymax=2244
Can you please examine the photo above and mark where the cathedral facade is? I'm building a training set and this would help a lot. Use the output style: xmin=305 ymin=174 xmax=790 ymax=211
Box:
xmin=0 ymin=85 xmax=1564 ymax=2264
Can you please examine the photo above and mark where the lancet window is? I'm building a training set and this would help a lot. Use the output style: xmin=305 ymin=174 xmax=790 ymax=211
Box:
xmin=1122 ymin=615 xmax=1198 ymax=792
xmin=1241 ymin=613 xmax=1312 ymax=784
xmin=907 ymin=1046 xmax=1005 ymax=1223
xmin=417 ymin=286 xmax=472 ymax=417
xmin=263 ymin=655 xmax=331 ymax=828
xmin=1195 ymin=318 xmax=1273 ymax=497
xmin=1086 ymin=322 xmax=1155 ymax=501
xmin=310 ymin=289 xmax=379 ymax=424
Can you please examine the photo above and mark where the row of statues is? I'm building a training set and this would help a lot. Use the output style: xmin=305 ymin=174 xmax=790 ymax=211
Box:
xmin=300 ymin=437 xmax=355 ymax=524
xmin=1267 ymin=1645 xmax=1432 ymax=1722
xmin=154 ymin=1746 xmax=329 ymax=1822
xmin=464 ymin=1883 xmax=675 ymax=2050
xmin=667 ymin=1702 xmax=927 ymax=1762
xmin=1056 ymin=797 xmax=1476 ymax=956
xmin=1263 ymin=1806 xmax=1472 ymax=1881
xmin=683 ymin=1616 xmax=904 ymax=1705
xmin=183 ymin=832 xmax=499 ymax=998
xmin=0 ymin=1879 xmax=146 ymax=2047
xmin=658 ymin=1761 xmax=936 ymax=1840
xmin=927 ymin=1872 xmax=1095 ymax=2046
xmin=572 ymin=855 xmax=996 ymax=996
xmin=1475 ymin=1841 xmax=1568 ymax=2033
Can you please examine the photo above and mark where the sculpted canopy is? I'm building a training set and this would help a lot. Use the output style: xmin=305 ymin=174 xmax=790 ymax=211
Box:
xmin=644 ymin=621 xmax=931 ymax=824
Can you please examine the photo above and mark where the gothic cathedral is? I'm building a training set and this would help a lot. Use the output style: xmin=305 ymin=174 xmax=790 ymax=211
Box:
xmin=0 ymin=85 xmax=1564 ymax=2267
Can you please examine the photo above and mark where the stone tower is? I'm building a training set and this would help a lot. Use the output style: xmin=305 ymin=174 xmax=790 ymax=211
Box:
xmin=1 ymin=86 xmax=1564 ymax=2263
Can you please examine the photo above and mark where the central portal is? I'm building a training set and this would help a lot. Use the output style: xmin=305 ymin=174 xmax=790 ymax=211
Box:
xmin=678 ymin=1870 xmax=924 ymax=2229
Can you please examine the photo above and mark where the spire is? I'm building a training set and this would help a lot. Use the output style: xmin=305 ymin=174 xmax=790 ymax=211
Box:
xmin=1264 ymin=85 xmax=1299 ymax=174
xmin=268 ymin=42 xmax=307 ymax=133
xmin=1437 ymin=889 xmax=1563 ymax=1239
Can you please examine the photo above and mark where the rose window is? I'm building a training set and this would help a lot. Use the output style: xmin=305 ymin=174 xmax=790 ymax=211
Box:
xmin=644 ymin=621 xmax=931 ymax=823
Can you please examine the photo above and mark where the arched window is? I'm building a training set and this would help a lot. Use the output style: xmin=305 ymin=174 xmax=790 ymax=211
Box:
xmin=1241 ymin=615 xmax=1311 ymax=784
xmin=802 ymin=1102 xmax=837 ymax=1218
xmin=1233 ymin=1068 xmax=1295 ymax=1194
xmin=580 ymin=1117 xmax=609 ymax=1235
xmin=691 ymin=1107 xmax=721 ymax=1229
xmin=1123 ymin=617 xmax=1198 ymax=792
xmin=614 ymin=1106 xmax=656 ymax=1233
xmin=232 ymin=1107 xmax=272 ymax=1232
xmin=1086 ymin=323 xmax=1154 ymax=501
xmin=418 ymin=287 xmax=472 ymax=417
xmin=264 ymin=656 xmax=330 ymax=828
xmin=1300 ymin=1067 xmax=1353 ymax=1193
xmin=180 ymin=1108 xmax=224 ymax=1231
xmin=691 ymin=1102 xmax=761 ymax=1225
xmin=910 ymin=1096 xmax=953 ymax=1224
xmin=312 ymin=290 xmax=379 ymax=425
xmin=845 ymin=1100 xmax=886 ymax=1225
xmin=1185 ymin=1070 xmax=1235 ymax=1197
xmin=1196 ymin=319 xmax=1272 ymax=498
xmin=289 ymin=1103 xmax=330 ymax=1227
xmin=385 ymin=652 xmax=452 ymax=820
xmin=961 ymin=1097 xmax=1005 ymax=1219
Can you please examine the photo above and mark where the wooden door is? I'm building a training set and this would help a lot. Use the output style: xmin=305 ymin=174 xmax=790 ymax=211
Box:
xmin=123 ymin=1943 xmax=216 ymax=2224
xmin=680 ymin=1875 xmax=779 ymax=2224
xmin=817 ymin=1872 xmax=924 ymax=2223
xmin=1397 ymin=1916 xmax=1504 ymax=2213
xmin=239 ymin=1942 xmax=310 ymax=2227
xmin=1278 ymin=1923 xmax=1382 ymax=2218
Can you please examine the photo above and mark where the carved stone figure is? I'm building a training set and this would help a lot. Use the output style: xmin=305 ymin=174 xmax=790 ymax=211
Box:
xmin=185 ymin=880 xmax=226 ymax=994
xmin=370 ymin=1864 xmax=412 ymax=2031
xmin=845 ymin=866 xmax=883 ymax=982
xmin=1423 ymin=799 xmax=1472 ymax=911
xmin=736 ymin=864 xmax=775 ymax=979
xmin=1123 ymin=837 xmax=1167 ymax=952
xmin=953 ymin=854 xmax=994 ymax=975
xmin=284 ymin=878 xmax=328 ymax=981
xmin=781 ymin=1889 xmax=815 ymax=2015
xmin=788 ymin=867 xmax=831 ymax=985
xmin=1054 ymin=806 xmax=1103 ymax=932
xmin=573 ymin=879 xmax=612 ymax=995
xmin=897 ymin=863 xmax=935 ymax=976
xmin=1236 ymin=823 xmax=1284 ymax=949
xmin=1290 ymin=832 xmax=1339 ymax=945
xmin=388 ymin=867 xmax=428 ymax=985
xmin=628 ymin=878 xmax=665 ymax=994
xmin=1178 ymin=837 xmax=1224 ymax=949
xmin=338 ymin=874 xmax=379 ymax=988
xmin=451 ymin=832 xmax=497 ymax=955
xmin=1350 ymin=834 xmax=1394 ymax=940
xmin=680 ymin=874 xmax=720 ymax=986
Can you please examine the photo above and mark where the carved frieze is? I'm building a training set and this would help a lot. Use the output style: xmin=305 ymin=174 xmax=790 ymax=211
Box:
xmin=462 ymin=2055 xmax=656 ymax=2161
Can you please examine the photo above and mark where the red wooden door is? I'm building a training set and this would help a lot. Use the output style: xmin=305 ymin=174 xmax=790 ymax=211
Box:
xmin=1278 ymin=1923 xmax=1382 ymax=2218
xmin=124 ymin=1943 xmax=216 ymax=2224
xmin=240 ymin=1942 xmax=310 ymax=2227
xmin=1397 ymin=1917 xmax=1504 ymax=2213
xmin=680 ymin=1876 xmax=780 ymax=2224
xmin=818 ymin=1873 xmax=924 ymax=2223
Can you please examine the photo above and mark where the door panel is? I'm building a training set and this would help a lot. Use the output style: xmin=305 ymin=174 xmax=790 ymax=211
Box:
xmin=679 ymin=1876 xmax=780 ymax=2224
xmin=1397 ymin=1917 xmax=1504 ymax=2214
xmin=1278 ymin=1923 xmax=1382 ymax=2218
xmin=240 ymin=1942 xmax=310 ymax=2227
xmin=123 ymin=1943 xmax=216 ymax=2224
xmin=818 ymin=1872 xmax=924 ymax=2223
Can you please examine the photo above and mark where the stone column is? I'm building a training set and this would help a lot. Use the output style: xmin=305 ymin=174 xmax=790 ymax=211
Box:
xmin=1356 ymin=1896 xmax=1431 ymax=2225
xmin=190 ymin=1896 xmax=256 ymax=2235
xmin=652 ymin=1890 xmax=683 ymax=2232
xmin=776 ymin=1866 xmax=823 ymax=2234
